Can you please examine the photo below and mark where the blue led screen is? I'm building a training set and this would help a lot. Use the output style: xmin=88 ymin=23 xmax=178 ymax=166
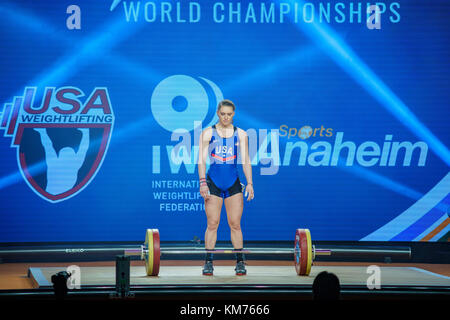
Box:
xmin=0 ymin=0 xmax=449 ymax=242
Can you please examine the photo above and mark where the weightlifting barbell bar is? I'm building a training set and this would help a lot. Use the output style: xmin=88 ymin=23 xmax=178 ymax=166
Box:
xmin=125 ymin=228 xmax=412 ymax=277
xmin=0 ymin=229 xmax=411 ymax=276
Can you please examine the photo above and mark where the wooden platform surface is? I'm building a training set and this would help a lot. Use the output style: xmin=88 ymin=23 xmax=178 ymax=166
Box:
xmin=1 ymin=261 xmax=449 ymax=290
xmin=28 ymin=264 xmax=450 ymax=289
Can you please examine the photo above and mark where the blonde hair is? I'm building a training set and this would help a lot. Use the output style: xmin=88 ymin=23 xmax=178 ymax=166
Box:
xmin=217 ymin=99 xmax=235 ymax=112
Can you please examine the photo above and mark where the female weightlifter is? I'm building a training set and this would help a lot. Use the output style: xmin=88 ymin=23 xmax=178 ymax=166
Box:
xmin=198 ymin=99 xmax=254 ymax=276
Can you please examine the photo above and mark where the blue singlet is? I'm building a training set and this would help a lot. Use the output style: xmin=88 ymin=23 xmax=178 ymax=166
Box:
xmin=207 ymin=125 xmax=239 ymax=190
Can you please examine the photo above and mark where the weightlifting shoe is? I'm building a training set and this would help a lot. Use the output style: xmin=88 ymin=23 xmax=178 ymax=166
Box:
xmin=202 ymin=260 xmax=214 ymax=276
xmin=235 ymin=260 xmax=247 ymax=276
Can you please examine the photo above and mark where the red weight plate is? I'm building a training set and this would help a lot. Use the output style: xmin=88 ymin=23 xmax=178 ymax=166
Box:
xmin=152 ymin=229 xmax=161 ymax=276
xmin=294 ymin=229 xmax=314 ymax=276
xmin=299 ymin=229 xmax=308 ymax=275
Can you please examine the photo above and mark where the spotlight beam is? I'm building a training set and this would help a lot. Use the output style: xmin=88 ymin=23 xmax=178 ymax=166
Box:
xmin=0 ymin=2 xmax=165 ymax=109
xmin=274 ymin=0 xmax=450 ymax=167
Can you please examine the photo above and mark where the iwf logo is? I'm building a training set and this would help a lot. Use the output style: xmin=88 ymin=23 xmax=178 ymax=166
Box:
xmin=151 ymin=75 xmax=222 ymax=132
xmin=0 ymin=87 xmax=114 ymax=203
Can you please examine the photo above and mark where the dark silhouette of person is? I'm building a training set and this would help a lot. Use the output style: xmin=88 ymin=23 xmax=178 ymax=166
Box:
xmin=312 ymin=271 xmax=341 ymax=300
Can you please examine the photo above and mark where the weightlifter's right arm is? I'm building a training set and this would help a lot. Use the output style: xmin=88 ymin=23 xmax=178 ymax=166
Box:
xmin=198 ymin=128 xmax=211 ymax=200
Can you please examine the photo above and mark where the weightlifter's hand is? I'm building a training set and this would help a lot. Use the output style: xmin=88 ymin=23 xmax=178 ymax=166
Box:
xmin=245 ymin=184 xmax=254 ymax=201
xmin=200 ymin=181 xmax=210 ymax=200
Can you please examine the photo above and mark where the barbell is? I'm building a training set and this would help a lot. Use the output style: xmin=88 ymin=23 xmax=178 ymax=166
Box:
xmin=125 ymin=228 xmax=332 ymax=276
xmin=0 ymin=228 xmax=411 ymax=276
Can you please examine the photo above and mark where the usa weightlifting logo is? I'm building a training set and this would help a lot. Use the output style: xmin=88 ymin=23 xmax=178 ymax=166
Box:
xmin=0 ymin=87 xmax=114 ymax=203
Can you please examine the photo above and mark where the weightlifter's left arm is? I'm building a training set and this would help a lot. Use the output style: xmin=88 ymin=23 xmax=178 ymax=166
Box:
xmin=238 ymin=129 xmax=254 ymax=201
